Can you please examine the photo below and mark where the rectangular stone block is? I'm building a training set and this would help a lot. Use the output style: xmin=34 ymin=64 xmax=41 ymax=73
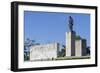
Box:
xmin=66 ymin=31 xmax=76 ymax=57
xmin=75 ymin=39 xmax=87 ymax=56
xmin=30 ymin=43 xmax=59 ymax=61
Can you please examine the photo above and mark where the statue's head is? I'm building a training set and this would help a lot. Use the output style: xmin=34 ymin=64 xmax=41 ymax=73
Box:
xmin=69 ymin=16 xmax=72 ymax=19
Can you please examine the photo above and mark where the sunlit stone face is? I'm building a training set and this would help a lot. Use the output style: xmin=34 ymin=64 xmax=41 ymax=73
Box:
xmin=30 ymin=43 xmax=59 ymax=61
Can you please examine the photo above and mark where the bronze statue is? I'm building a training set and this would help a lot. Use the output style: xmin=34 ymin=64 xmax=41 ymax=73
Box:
xmin=68 ymin=16 xmax=73 ymax=32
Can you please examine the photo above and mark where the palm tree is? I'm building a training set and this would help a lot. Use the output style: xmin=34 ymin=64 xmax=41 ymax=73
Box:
xmin=62 ymin=45 xmax=66 ymax=49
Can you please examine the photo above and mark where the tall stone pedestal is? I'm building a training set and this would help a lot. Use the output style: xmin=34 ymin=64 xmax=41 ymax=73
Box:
xmin=66 ymin=31 xmax=76 ymax=57
xmin=75 ymin=39 xmax=87 ymax=56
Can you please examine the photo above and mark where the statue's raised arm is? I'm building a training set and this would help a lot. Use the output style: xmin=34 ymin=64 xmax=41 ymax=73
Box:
xmin=68 ymin=16 xmax=73 ymax=32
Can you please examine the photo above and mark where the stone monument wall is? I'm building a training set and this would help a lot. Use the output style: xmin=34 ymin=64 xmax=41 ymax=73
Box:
xmin=66 ymin=31 xmax=76 ymax=57
xmin=75 ymin=39 xmax=87 ymax=56
xmin=30 ymin=43 xmax=59 ymax=61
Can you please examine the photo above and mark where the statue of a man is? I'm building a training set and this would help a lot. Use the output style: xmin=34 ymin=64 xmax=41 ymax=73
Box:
xmin=68 ymin=16 xmax=73 ymax=32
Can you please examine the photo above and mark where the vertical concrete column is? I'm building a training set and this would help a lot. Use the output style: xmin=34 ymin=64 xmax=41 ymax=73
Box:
xmin=75 ymin=39 xmax=87 ymax=56
xmin=66 ymin=31 xmax=76 ymax=57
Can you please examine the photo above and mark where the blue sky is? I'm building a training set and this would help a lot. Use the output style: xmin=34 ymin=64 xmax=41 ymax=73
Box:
xmin=24 ymin=11 xmax=90 ymax=46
